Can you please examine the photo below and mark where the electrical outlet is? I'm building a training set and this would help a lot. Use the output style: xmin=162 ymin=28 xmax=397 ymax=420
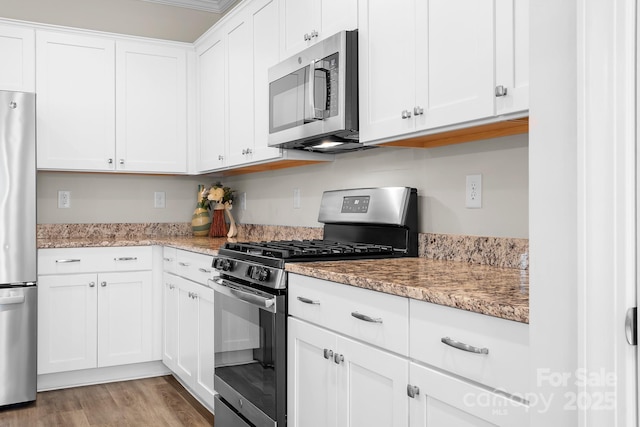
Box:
xmin=57 ymin=190 xmax=71 ymax=209
xmin=293 ymin=188 xmax=301 ymax=209
xmin=465 ymin=174 xmax=482 ymax=208
xmin=154 ymin=191 xmax=166 ymax=208
xmin=239 ymin=192 xmax=247 ymax=211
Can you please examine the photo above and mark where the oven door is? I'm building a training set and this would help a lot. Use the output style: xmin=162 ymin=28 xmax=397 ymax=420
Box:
xmin=210 ymin=277 xmax=286 ymax=427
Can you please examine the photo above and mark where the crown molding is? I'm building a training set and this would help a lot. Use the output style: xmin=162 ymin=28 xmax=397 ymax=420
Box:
xmin=140 ymin=0 xmax=236 ymax=13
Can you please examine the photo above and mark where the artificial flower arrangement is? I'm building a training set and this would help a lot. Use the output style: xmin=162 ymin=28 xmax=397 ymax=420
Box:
xmin=192 ymin=183 xmax=237 ymax=238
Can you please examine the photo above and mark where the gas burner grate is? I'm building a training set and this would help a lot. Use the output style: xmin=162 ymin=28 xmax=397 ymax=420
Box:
xmin=223 ymin=239 xmax=398 ymax=260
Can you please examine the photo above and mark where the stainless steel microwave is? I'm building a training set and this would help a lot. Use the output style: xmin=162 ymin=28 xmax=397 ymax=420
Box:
xmin=268 ymin=30 xmax=361 ymax=153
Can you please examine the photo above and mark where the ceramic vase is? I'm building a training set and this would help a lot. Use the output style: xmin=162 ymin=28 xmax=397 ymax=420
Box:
xmin=191 ymin=207 xmax=211 ymax=236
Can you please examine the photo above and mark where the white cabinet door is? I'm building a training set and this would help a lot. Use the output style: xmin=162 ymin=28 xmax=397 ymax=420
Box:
xmin=495 ymin=0 xmax=530 ymax=115
xmin=225 ymin=17 xmax=255 ymax=167
xmin=174 ymin=276 xmax=198 ymax=383
xmin=196 ymin=33 xmax=226 ymax=172
xmin=280 ymin=0 xmax=357 ymax=58
xmin=415 ymin=0 xmax=494 ymax=129
xmin=288 ymin=318 xmax=338 ymax=427
xmin=337 ymin=335 xmax=409 ymax=427
xmin=162 ymin=273 xmax=179 ymax=371
xmin=193 ymin=285 xmax=216 ymax=409
xmin=249 ymin=0 xmax=282 ymax=164
xmin=409 ymin=362 xmax=529 ymax=427
xmin=38 ymin=274 xmax=98 ymax=374
xmin=0 ymin=24 xmax=34 ymax=92
xmin=97 ymin=271 xmax=154 ymax=367
xmin=359 ymin=0 xmax=417 ymax=143
xmin=280 ymin=0 xmax=318 ymax=58
xmin=36 ymin=31 xmax=115 ymax=171
xmin=115 ymin=42 xmax=188 ymax=173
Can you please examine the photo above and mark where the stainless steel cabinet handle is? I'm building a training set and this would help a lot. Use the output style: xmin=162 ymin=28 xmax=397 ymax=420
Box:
xmin=56 ymin=259 xmax=81 ymax=263
xmin=413 ymin=106 xmax=424 ymax=116
xmin=297 ymin=296 xmax=320 ymax=305
xmin=304 ymin=33 xmax=310 ymax=41
xmin=107 ymin=158 xmax=113 ymax=165
xmin=100 ymin=281 xmax=107 ymax=287
xmin=311 ymin=30 xmax=318 ymax=38
xmin=192 ymin=292 xmax=198 ymax=299
xmin=334 ymin=353 xmax=344 ymax=364
xmin=163 ymin=257 xmax=173 ymax=262
xmin=218 ymin=155 xmax=224 ymax=161
xmin=198 ymin=267 xmax=212 ymax=273
xmin=188 ymin=291 xmax=192 ymax=298
xmin=168 ymin=284 xmax=175 ymax=290
xmin=441 ymin=337 xmax=489 ymax=354
xmin=351 ymin=311 xmax=383 ymax=323
xmin=89 ymin=282 xmax=96 ymax=288
xmin=495 ymin=85 xmax=508 ymax=97
xmin=178 ymin=262 xmax=191 ymax=267
xmin=323 ymin=348 xmax=333 ymax=360
xmin=407 ymin=384 xmax=420 ymax=398
xmin=114 ymin=257 xmax=137 ymax=261
xmin=401 ymin=110 xmax=412 ymax=119
xmin=119 ymin=159 xmax=125 ymax=165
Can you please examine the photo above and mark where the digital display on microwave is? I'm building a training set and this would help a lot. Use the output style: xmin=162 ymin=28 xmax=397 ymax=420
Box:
xmin=341 ymin=196 xmax=370 ymax=213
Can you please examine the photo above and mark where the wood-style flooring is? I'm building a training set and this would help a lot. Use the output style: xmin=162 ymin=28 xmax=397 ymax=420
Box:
xmin=0 ymin=375 xmax=214 ymax=427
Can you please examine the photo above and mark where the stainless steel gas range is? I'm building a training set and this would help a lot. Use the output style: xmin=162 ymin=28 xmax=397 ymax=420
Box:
xmin=208 ymin=187 xmax=418 ymax=427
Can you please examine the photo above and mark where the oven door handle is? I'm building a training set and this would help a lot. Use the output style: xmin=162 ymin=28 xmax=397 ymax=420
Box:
xmin=209 ymin=278 xmax=277 ymax=313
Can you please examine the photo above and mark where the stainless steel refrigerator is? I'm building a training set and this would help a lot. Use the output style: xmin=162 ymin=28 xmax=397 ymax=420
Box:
xmin=0 ymin=90 xmax=37 ymax=406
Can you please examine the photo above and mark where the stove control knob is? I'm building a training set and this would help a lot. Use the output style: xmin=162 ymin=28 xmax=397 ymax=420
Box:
xmin=214 ymin=258 xmax=233 ymax=272
xmin=245 ymin=266 xmax=253 ymax=277
xmin=257 ymin=268 xmax=270 ymax=282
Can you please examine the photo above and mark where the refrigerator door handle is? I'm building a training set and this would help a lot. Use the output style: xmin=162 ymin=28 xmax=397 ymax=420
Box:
xmin=0 ymin=294 xmax=25 ymax=305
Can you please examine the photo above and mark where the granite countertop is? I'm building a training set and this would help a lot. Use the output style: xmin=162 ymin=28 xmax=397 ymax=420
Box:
xmin=37 ymin=236 xmax=230 ymax=256
xmin=286 ymin=258 xmax=529 ymax=324
xmin=38 ymin=235 xmax=529 ymax=324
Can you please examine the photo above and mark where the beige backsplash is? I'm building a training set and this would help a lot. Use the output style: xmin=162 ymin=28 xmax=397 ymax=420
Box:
xmin=37 ymin=223 xmax=528 ymax=269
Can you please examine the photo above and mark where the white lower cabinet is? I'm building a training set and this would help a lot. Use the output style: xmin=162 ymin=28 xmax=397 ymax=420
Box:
xmin=162 ymin=248 xmax=215 ymax=409
xmin=288 ymin=318 xmax=409 ymax=427
xmin=408 ymin=362 xmax=529 ymax=427
xmin=38 ymin=269 xmax=154 ymax=374
xmin=288 ymin=273 xmax=530 ymax=427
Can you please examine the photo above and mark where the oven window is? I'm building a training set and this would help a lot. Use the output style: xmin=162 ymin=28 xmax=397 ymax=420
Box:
xmin=214 ymin=290 xmax=278 ymax=420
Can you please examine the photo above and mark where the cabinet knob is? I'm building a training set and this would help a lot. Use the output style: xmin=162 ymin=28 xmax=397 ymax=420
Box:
xmin=304 ymin=33 xmax=310 ymax=41
xmin=407 ymin=384 xmax=420 ymax=398
xmin=413 ymin=106 xmax=424 ymax=116
xmin=323 ymin=348 xmax=333 ymax=360
xmin=101 ymin=281 xmax=107 ymax=287
xmin=311 ymin=30 xmax=318 ymax=38
xmin=108 ymin=158 xmax=113 ymax=165
xmin=89 ymin=282 xmax=96 ymax=288
xmin=401 ymin=110 xmax=412 ymax=119
xmin=495 ymin=85 xmax=508 ymax=97
xmin=119 ymin=159 xmax=125 ymax=165
xmin=245 ymin=148 xmax=252 ymax=155
xmin=333 ymin=353 xmax=344 ymax=364
xmin=218 ymin=155 xmax=224 ymax=161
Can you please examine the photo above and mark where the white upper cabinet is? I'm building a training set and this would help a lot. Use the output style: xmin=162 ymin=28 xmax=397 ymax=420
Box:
xmin=495 ymin=0 xmax=530 ymax=115
xmin=115 ymin=41 xmax=188 ymax=173
xmin=0 ymin=24 xmax=35 ymax=92
xmin=36 ymin=30 xmax=190 ymax=173
xmin=36 ymin=31 xmax=116 ymax=171
xmin=196 ymin=32 xmax=226 ymax=171
xmin=360 ymin=0 xmax=529 ymax=144
xmin=279 ymin=0 xmax=357 ymax=58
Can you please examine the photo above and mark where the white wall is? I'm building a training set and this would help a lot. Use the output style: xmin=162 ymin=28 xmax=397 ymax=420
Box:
xmin=36 ymin=134 xmax=528 ymax=238
xmin=37 ymin=172 xmax=204 ymax=224
xmin=225 ymin=134 xmax=529 ymax=238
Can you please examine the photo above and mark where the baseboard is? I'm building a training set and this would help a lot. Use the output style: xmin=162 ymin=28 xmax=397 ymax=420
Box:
xmin=37 ymin=360 xmax=171 ymax=391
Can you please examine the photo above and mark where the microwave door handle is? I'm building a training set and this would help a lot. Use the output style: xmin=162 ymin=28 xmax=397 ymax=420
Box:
xmin=306 ymin=60 xmax=328 ymax=121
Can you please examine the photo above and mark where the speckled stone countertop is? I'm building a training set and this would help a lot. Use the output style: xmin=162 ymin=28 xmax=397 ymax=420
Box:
xmin=286 ymin=258 xmax=529 ymax=324
xmin=37 ymin=236 xmax=230 ymax=256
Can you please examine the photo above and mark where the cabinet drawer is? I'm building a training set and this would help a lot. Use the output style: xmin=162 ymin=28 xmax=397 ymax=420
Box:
xmin=175 ymin=249 xmax=214 ymax=285
xmin=410 ymin=299 xmax=529 ymax=395
xmin=288 ymin=273 xmax=409 ymax=356
xmin=162 ymin=247 xmax=177 ymax=274
xmin=38 ymin=247 xmax=152 ymax=275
